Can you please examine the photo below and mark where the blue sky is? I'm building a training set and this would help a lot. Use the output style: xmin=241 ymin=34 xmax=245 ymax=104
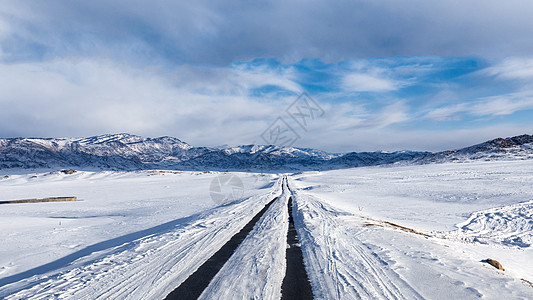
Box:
xmin=1 ymin=1 xmax=533 ymax=152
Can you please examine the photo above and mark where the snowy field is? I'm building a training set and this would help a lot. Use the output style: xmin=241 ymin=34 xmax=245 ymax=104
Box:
xmin=0 ymin=170 xmax=280 ymax=298
xmin=1 ymin=160 xmax=533 ymax=299
xmin=291 ymin=160 xmax=533 ymax=299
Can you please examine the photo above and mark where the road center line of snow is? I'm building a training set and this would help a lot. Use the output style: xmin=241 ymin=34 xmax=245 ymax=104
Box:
xmin=164 ymin=196 xmax=278 ymax=300
xmin=281 ymin=182 xmax=314 ymax=299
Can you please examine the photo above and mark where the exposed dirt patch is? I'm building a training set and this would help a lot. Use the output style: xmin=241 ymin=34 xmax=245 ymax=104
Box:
xmin=0 ymin=197 xmax=77 ymax=205
xmin=521 ymin=278 xmax=533 ymax=288
xmin=362 ymin=217 xmax=429 ymax=237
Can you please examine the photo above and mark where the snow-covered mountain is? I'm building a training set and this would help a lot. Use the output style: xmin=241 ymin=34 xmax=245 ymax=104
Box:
xmin=0 ymin=133 xmax=532 ymax=171
xmin=0 ymin=134 xmax=206 ymax=170
xmin=413 ymin=134 xmax=533 ymax=164
xmin=0 ymin=133 xmax=424 ymax=171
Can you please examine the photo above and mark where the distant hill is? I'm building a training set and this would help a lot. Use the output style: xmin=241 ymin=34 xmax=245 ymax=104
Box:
xmin=413 ymin=135 xmax=533 ymax=164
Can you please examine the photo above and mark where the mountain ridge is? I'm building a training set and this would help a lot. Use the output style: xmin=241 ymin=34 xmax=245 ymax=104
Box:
xmin=0 ymin=133 xmax=532 ymax=171
xmin=413 ymin=134 xmax=533 ymax=164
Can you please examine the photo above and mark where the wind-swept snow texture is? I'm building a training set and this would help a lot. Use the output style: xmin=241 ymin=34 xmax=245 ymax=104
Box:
xmin=445 ymin=200 xmax=533 ymax=248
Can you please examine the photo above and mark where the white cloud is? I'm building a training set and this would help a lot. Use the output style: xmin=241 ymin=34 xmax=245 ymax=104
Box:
xmin=299 ymin=123 xmax=533 ymax=153
xmin=0 ymin=59 xmax=298 ymax=145
xmin=342 ymin=73 xmax=400 ymax=92
xmin=484 ymin=57 xmax=533 ymax=80
xmin=340 ymin=61 xmax=413 ymax=93
xmin=422 ymin=87 xmax=533 ymax=121
xmin=423 ymin=103 xmax=469 ymax=121
xmin=376 ymin=102 xmax=411 ymax=127
xmin=470 ymin=93 xmax=533 ymax=116
xmin=0 ymin=18 xmax=9 ymax=40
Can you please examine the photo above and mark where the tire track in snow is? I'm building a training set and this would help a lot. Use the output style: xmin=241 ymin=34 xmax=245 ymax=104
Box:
xmin=170 ymin=176 xmax=314 ymax=299
xmin=281 ymin=194 xmax=314 ymax=299
xmin=290 ymin=182 xmax=423 ymax=300
xmin=194 ymin=176 xmax=314 ymax=299
xmin=198 ymin=178 xmax=291 ymax=299
xmin=165 ymin=196 xmax=278 ymax=299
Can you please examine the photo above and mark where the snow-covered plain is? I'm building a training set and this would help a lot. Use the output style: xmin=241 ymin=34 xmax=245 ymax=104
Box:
xmin=291 ymin=160 xmax=533 ymax=299
xmin=1 ymin=160 xmax=533 ymax=299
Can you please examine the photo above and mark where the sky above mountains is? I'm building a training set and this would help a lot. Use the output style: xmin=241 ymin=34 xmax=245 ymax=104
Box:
xmin=1 ymin=1 xmax=533 ymax=152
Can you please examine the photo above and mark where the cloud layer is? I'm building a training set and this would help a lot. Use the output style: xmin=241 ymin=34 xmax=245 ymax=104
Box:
xmin=1 ymin=2 xmax=533 ymax=152
xmin=2 ymin=1 xmax=533 ymax=65
xmin=1 ymin=56 xmax=532 ymax=152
